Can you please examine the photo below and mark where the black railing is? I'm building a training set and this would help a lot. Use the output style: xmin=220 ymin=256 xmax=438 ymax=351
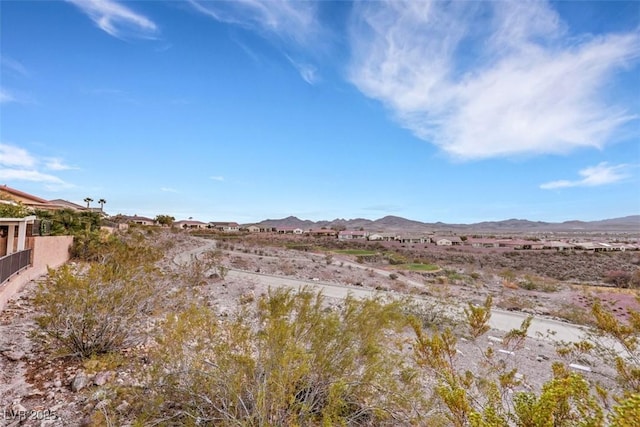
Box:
xmin=0 ymin=249 xmax=33 ymax=285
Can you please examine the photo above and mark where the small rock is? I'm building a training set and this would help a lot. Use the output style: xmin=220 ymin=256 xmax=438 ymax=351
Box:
xmin=95 ymin=399 xmax=111 ymax=411
xmin=50 ymin=403 xmax=64 ymax=412
xmin=46 ymin=391 xmax=56 ymax=400
xmin=11 ymin=403 xmax=27 ymax=413
xmin=4 ymin=350 xmax=25 ymax=361
xmin=71 ymin=371 xmax=89 ymax=392
xmin=53 ymin=379 xmax=62 ymax=388
xmin=93 ymin=371 xmax=111 ymax=386
xmin=116 ymin=400 xmax=130 ymax=413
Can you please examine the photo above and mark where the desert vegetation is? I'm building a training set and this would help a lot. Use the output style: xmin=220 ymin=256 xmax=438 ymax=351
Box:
xmin=1 ymin=228 xmax=639 ymax=425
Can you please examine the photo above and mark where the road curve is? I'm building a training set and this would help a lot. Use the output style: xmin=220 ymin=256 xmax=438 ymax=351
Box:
xmin=175 ymin=239 xmax=591 ymax=344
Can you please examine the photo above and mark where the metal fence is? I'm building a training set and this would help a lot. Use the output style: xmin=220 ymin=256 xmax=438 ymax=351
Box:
xmin=0 ymin=249 xmax=33 ymax=285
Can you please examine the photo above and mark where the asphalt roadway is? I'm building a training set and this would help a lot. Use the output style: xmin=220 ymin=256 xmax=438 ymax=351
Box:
xmin=174 ymin=239 xmax=590 ymax=344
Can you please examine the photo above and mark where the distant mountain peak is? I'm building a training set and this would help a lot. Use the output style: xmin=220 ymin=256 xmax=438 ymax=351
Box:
xmin=254 ymin=215 xmax=639 ymax=233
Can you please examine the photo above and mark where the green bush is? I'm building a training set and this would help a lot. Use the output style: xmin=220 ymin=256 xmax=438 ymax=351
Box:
xmin=33 ymin=235 xmax=165 ymax=357
xmin=140 ymin=288 xmax=426 ymax=426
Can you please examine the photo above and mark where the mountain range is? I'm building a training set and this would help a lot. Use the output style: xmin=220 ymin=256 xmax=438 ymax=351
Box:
xmin=256 ymin=215 xmax=640 ymax=234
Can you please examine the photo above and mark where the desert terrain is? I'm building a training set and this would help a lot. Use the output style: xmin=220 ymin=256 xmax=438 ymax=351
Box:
xmin=0 ymin=227 xmax=638 ymax=425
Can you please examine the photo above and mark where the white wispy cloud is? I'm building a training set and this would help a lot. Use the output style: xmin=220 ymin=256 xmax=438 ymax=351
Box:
xmin=189 ymin=0 xmax=322 ymax=83
xmin=45 ymin=158 xmax=78 ymax=171
xmin=0 ymin=88 xmax=17 ymax=104
xmin=0 ymin=168 xmax=66 ymax=185
xmin=0 ymin=143 xmax=35 ymax=167
xmin=540 ymin=162 xmax=631 ymax=189
xmin=1 ymin=56 xmax=28 ymax=77
xmin=286 ymin=55 xmax=319 ymax=85
xmin=161 ymin=187 xmax=178 ymax=193
xmin=348 ymin=1 xmax=640 ymax=160
xmin=67 ymin=0 xmax=158 ymax=39
xmin=210 ymin=176 xmax=225 ymax=182
xmin=0 ymin=143 xmax=73 ymax=189
xmin=189 ymin=0 xmax=318 ymax=45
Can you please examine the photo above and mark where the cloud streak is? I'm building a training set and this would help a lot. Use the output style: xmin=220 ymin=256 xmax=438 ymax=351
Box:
xmin=45 ymin=158 xmax=78 ymax=171
xmin=0 ymin=88 xmax=17 ymax=104
xmin=540 ymin=162 xmax=631 ymax=189
xmin=67 ymin=0 xmax=158 ymax=39
xmin=189 ymin=0 xmax=323 ymax=84
xmin=286 ymin=55 xmax=319 ymax=84
xmin=0 ymin=143 xmax=74 ymax=190
xmin=348 ymin=0 xmax=640 ymax=160
xmin=189 ymin=0 xmax=318 ymax=46
xmin=1 ymin=56 xmax=28 ymax=77
xmin=0 ymin=144 xmax=35 ymax=167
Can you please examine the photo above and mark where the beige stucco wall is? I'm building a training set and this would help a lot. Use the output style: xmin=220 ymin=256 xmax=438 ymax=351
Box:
xmin=0 ymin=235 xmax=73 ymax=311
xmin=31 ymin=236 xmax=73 ymax=272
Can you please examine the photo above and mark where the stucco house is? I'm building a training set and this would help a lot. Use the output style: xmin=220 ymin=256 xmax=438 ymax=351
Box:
xmin=307 ymin=229 xmax=337 ymax=237
xmin=210 ymin=222 xmax=240 ymax=232
xmin=397 ymin=234 xmax=430 ymax=244
xmin=368 ymin=232 xmax=397 ymax=241
xmin=277 ymin=227 xmax=304 ymax=235
xmin=338 ymin=230 xmax=369 ymax=241
xmin=1 ymin=185 xmax=56 ymax=211
xmin=174 ymin=220 xmax=208 ymax=229
xmin=434 ymin=236 xmax=462 ymax=246
xmin=117 ymin=215 xmax=157 ymax=226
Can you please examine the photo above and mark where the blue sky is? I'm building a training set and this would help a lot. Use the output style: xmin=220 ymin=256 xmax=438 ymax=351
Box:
xmin=1 ymin=0 xmax=639 ymax=224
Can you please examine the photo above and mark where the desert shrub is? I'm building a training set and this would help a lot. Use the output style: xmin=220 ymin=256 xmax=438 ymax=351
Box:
xmin=386 ymin=252 xmax=408 ymax=265
xmin=517 ymin=276 xmax=537 ymax=290
xmin=33 ymin=236 xmax=165 ymax=358
xmin=36 ymin=208 xmax=102 ymax=236
xmin=444 ymin=269 xmax=464 ymax=282
xmin=604 ymin=270 xmax=633 ymax=288
xmin=69 ymin=229 xmax=115 ymax=261
xmin=141 ymin=288 xmax=425 ymax=426
xmin=402 ymin=298 xmax=458 ymax=330
xmin=413 ymin=298 xmax=608 ymax=427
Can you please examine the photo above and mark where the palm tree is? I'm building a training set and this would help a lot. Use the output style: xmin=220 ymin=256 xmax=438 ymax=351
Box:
xmin=84 ymin=197 xmax=93 ymax=208
xmin=98 ymin=198 xmax=106 ymax=211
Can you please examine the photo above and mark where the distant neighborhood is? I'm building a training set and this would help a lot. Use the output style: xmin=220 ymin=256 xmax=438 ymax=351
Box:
xmin=135 ymin=220 xmax=638 ymax=252
xmin=2 ymin=184 xmax=638 ymax=255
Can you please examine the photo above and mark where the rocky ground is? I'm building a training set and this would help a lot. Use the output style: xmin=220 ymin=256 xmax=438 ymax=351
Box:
xmin=0 ymin=230 xmax=636 ymax=426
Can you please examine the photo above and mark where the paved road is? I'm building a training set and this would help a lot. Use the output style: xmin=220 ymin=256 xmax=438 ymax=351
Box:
xmin=175 ymin=239 xmax=591 ymax=344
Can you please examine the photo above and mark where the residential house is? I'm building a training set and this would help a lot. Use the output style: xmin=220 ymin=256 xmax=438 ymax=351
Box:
xmin=498 ymin=239 xmax=544 ymax=250
xmin=467 ymin=238 xmax=500 ymax=248
xmin=575 ymin=242 xmax=631 ymax=252
xmin=397 ymin=234 xmax=430 ymax=244
xmin=338 ymin=230 xmax=368 ymax=241
xmin=277 ymin=227 xmax=304 ymax=235
xmin=246 ymin=225 xmax=261 ymax=233
xmin=175 ymin=220 xmax=208 ymax=229
xmin=117 ymin=215 xmax=157 ymax=226
xmin=368 ymin=232 xmax=397 ymax=241
xmin=434 ymin=236 xmax=463 ymax=246
xmin=543 ymin=241 xmax=577 ymax=251
xmin=307 ymin=229 xmax=337 ymax=237
xmin=48 ymin=199 xmax=87 ymax=211
xmin=210 ymin=222 xmax=240 ymax=232
xmin=0 ymin=185 xmax=55 ymax=211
